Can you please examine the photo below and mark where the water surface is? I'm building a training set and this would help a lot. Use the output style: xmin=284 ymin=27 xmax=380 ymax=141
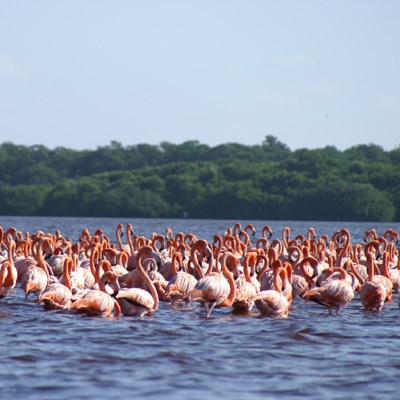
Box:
xmin=1 ymin=217 xmax=399 ymax=400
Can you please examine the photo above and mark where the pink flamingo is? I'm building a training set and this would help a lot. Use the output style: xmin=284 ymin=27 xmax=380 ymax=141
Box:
xmin=115 ymin=246 xmax=159 ymax=316
xmin=302 ymin=267 xmax=354 ymax=314
xmin=232 ymin=252 xmax=259 ymax=313
xmin=39 ymin=257 xmax=73 ymax=310
xmin=253 ymin=264 xmax=289 ymax=318
xmin=20 ymin=238 xmax=53 ymax=300
xmin=188 ymin=248 xmax=236 ymax=318
xmin=70 ymin=270 xmax=121 ymax=318
xmin=356 ymin=252 xmax=387 ymax=312
xmin=0 ymin=239 xmax=18 ymax=298
xmin=0 ymin=261 xmax=17 ymax=298
xmin=165 ymin=252 xmax=198 ymax=305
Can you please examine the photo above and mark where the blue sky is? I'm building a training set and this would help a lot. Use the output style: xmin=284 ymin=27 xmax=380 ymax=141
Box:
xmin=1 ymin=1 xmax=399 ymax=151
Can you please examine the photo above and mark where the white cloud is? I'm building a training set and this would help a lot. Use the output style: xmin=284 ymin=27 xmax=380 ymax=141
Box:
xmin=382 ymin=95 xmax=400 ymax=114
xmin=0 ymin=55 xmax=29 ymax=78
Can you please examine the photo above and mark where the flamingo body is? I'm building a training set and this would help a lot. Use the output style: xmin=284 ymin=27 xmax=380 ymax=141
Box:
xmin=190 ymin=267 xmax=235 ymax=318
xmin=115 ymin=287 xmax=156 ymax=316
xmin=39 ymin=282 xmax=72 ymax=310
xmin=254 ymin=290 xmax=289 ymax=318
xmin=70 ymin=290 xmax=120 ymax=317
xmin=165 ymin=271 xmax=198 ymax=305
xmin=233 ymin=277 xmax=258 ymax=313
xmin=115 ymin=246 xmax=159 ymax=316
xmin=359 ymin=282 xmax=386 ymax=312
xmin=303 ymin=279 xmax=354 ymax=314
xmin=21 ymin=265 xmax=48 ymax=300
xmin=0 ymin=261 xmax=18 ymax=298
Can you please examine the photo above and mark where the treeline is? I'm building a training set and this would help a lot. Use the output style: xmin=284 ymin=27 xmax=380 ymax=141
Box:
xmin=0 ymin=136 xmax=399 ymax=221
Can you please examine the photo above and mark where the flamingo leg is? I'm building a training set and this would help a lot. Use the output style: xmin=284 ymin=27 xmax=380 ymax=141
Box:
xmin=205 ymin=301 xmax=218 ymax=318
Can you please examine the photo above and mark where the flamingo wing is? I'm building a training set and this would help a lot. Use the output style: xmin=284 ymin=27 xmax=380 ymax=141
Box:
xmin=115 ymin=287 xmax=155 ymax=316
xmin=254 ymin=290 xmax=289 ymax=317
xmin=303 ymin=280 xmax=354 ymax=313
xmin=70 ymin=290 xmax=116 ymax=317
xmin=40 ymin=283 xmax=72 ymax=310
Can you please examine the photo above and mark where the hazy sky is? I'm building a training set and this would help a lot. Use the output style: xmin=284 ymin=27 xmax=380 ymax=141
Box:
xmin=1 ymin=1 xmax=399 ymax=151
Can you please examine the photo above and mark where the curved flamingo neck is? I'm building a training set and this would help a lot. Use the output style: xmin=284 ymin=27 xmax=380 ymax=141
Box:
xmin=190 ymin=240 xmax=209 ymax=279
xmin=213 ymin=235 xmax=223 ymax=266
xmin=223 ymin=235 xmax=236 ymax=254
xmin=16 ymin=239 xmax=31 ymax=259
xmin=174 ymin=232 xmax=185 ymax=247
xmin=80 ymin=228 xmax=92 ymax=242
xmin=365 ymin=240 xmax=380 ymax=256
xmin=337 ymin=231 xmax=350 ymax=265
xmin=63 ymin=257 xmax=73 ymax=291
xmin=267 ymin=246 xmax=278 ymax=264
xmin=352 ymin=244 xmax=362 ymax=263
xmin=0 ymin=260 xmax=8 ymax=278
xmin=262 ymin=225 xmax=273 ymax=240
xmin=4 ymin=227 xmax=17 ymax=247
xmin=233 ymin=223 xmax=241 ymax=237
xmin=346 ymin=259 xmax=365 ymax=284
xmin=256 ymin=238 xmax=269 ymax=252
xmin=171 ymin=253 xmax=182 ymax=275
xmin=89 ymin=247 xmax=99 ymax=280
xmin=244 ymin=253 xmax=257 ymax=283
xmin=382 ymin=253 xmax=391 ymax=279
xmin=273 ymin=266 xmax=284 ymax=294
xmin=325 ymin=266 xmax=347 ymax=281
xmin=243 ymin=262 xmax=252 ymax=283
xmin=95 ymin=259 xmax=111 ymax=285
xmin=299 ymin=256 xmax=318 ymax=286
xmin=165 ymin=228 xmax=173 ymax=241
xmin=284 ymin=262 xmax=293 ymax=283
xmin=257 ymin=255 xmax=270 ymax=282
xmin=137 ymin=246 xmax=159 ymax=311
xmin=239 ymin=230 xmax=251 ymax=249
xmin=221 ymin=253 xmax=237 ymax=306
xmin=112 ymin=298 xmax=121 ymax=317
xmin=115 ymin=224 xmax=124 ymax=251
xmin=307 ymin=227 xmax=316 ymax=241
xmin=36 ymin=238 xmax=52 ymax=280
xmin=184 ymin=233 xmax=196 ymax=250
xmin=151 ymin=235 xmax=165 ymax=253
xmin=7 ymin=240 xmax=15 ymax=265
xmin=205 ymin=247 xmax=215 ymax=275
xmin=98 ymin=270 xmax=119 ymax=295
xmin=125 ymin=224 xmax=134 ymax=255
xmin=288 ymin=245 xmax=301 ymax=266
xmin=117 ymin=251 xmax=129 ymax=267
xmin=244 ymin=224 xmax=256 ymax=237
xmin=366 ymin=253 xmax=376 ymax=282
xmin=335 ymin=267 xmax=347 ymax=281
xmin=281 ymin=227 xmax=290 ymax=251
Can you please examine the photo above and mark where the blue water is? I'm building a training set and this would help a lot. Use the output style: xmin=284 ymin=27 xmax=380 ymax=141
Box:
xmin=0 ymin=216 xmax=399 ymax=400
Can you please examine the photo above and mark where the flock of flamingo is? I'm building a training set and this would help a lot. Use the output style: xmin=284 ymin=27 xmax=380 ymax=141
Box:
xmin=0 ymin=223 xmax=399 ymax=319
